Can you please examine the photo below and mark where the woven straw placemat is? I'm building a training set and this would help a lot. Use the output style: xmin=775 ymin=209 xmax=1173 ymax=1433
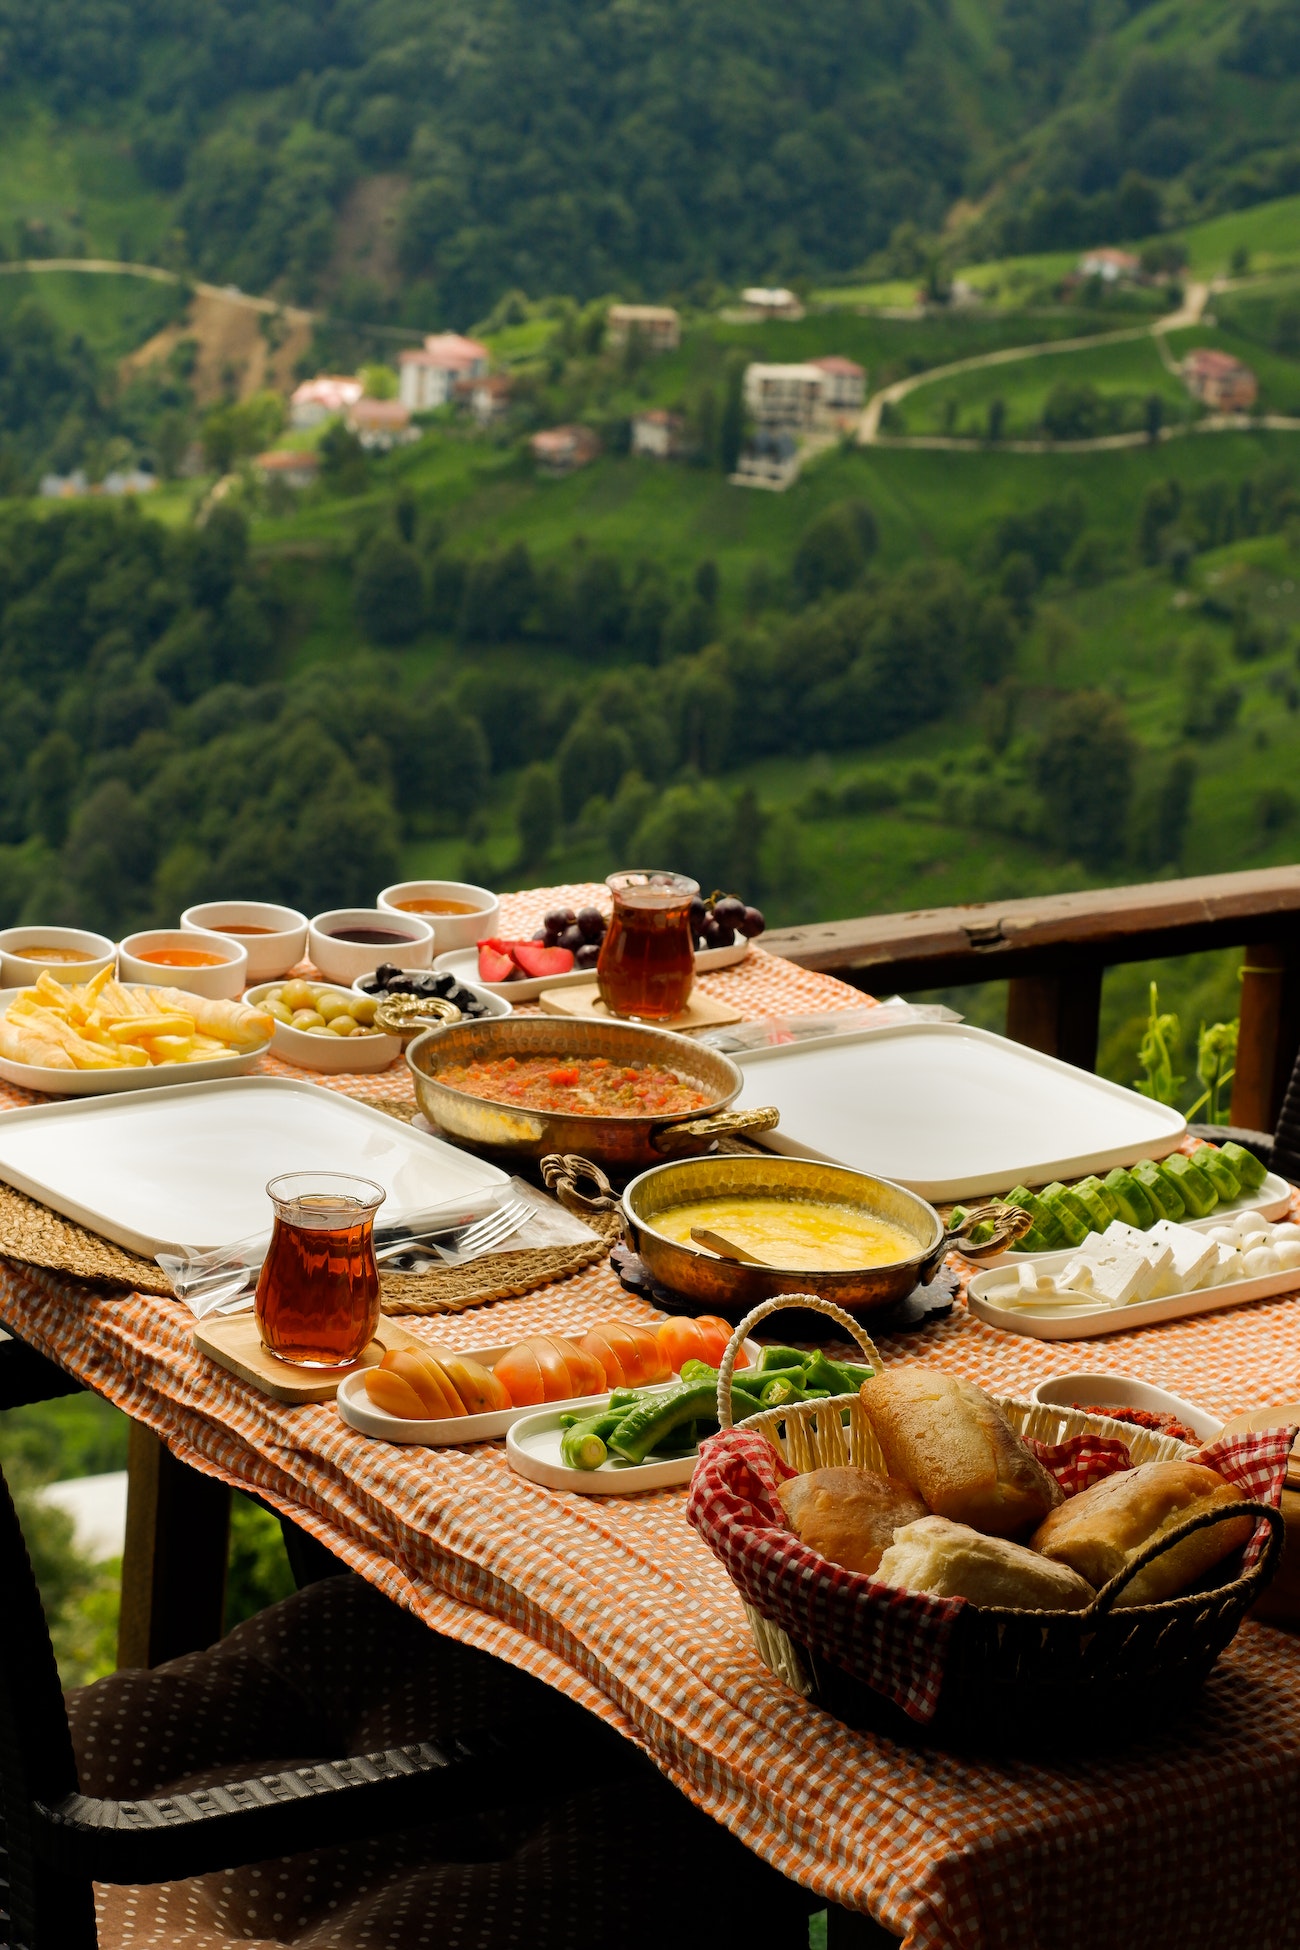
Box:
xmin=0 ymin=1182 xmax=172 ymax=1295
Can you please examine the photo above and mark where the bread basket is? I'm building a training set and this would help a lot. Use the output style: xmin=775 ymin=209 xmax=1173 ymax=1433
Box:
xmin=700 ymin=1295 xmax=1285 ymax=1748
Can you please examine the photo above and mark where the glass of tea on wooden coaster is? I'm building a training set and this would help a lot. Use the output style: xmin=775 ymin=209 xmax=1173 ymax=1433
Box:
xmin=596 ymin=869 xmax=698 ymax=1021
xmin=255 ymin=1171 xmax=385 ymax=1367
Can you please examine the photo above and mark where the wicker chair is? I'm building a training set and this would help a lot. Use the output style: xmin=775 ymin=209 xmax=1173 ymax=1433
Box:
xmin=0 ymin=1456 xmax=811 ymax=1950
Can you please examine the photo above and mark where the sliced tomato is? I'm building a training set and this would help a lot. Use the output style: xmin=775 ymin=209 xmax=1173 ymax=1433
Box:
xmin=694 ymin=1316 xmax=739 ymax=1367
xmin=657 ymin=1316 xmax=707 ymax=1371
xmin=365 ymin=1367 xmax=434 ymax=1420
xmin=494 ymin=1341 xmax=545 ymax=1406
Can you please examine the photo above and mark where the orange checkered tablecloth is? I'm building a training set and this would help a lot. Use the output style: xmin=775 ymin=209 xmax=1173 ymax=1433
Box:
xmin=3 ymin=887 xmax=1300 ymax=1947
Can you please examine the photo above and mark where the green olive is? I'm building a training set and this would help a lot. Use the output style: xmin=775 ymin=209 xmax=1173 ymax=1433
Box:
xmin=263 ymin=985 xmax=285 ymax=1004
xmin=265 ymin=1000 xmax=294 ymax=1025
xmin=350 ymin=994 xmax=377 ymax=1026
xmin=317 ymin=993 xmax=352 ymax=1022
xmin=282 ymin=979 xmax=316 ymax=1012
xmin=291 ymin=1009 xmax=326 ymax=1031
xmin=327 ymin=1013 xmax=357 ymax=1036
xmin=306 ymin=1025 xmax=336 ymax=1036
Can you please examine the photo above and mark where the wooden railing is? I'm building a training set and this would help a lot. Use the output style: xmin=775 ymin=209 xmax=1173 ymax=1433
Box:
xmin=763 ymin=866 xmax=1300 ymax=1132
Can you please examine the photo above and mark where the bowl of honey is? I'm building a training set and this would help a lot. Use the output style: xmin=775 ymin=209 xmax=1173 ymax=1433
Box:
xmin=376 ymin=880 xmax=499 ymax=954
xmin=0 ymin=927 xmax=117 ymax=989
xmin=119 ymin=928 xmax=248 ymax=999
xmin=180 ymin=901 xmax=309 ymax=983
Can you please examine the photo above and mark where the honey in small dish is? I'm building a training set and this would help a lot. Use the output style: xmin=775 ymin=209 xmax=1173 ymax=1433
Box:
xmin=214 ymin=924 xmax=276 ymax=935
xmin=11 ymin=946 xmax=96 ymax=964
xmin=390 ymin=897 xmax=484 ymax=916
xmin=654 ymin=1196 xmax=919 ymax=1272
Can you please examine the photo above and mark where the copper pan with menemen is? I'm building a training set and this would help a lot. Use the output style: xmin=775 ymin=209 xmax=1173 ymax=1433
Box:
xmin=404 ymin=1015 xmax=779 ymax=1172
xmin=544 ymin=1152 xmax=1032 ymax=1318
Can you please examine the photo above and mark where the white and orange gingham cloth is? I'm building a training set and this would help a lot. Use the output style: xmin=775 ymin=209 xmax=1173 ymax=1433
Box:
xmin=3 ymin=886 xmax=1300 ymax=1948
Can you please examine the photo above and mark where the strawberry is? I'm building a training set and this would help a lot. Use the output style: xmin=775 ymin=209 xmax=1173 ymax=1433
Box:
xmin=511 ymin=942 xmax=575 ymax=978
xmin=477 ymin=945 xmax=517 ymax=983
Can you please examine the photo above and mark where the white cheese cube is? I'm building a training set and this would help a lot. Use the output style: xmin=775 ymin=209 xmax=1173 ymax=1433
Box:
xmin=1146 ymin=1220 xmax=1221 ymax=1291
xmin=1086 ymin=1248 xmax=1160 ymax=1306
xmin=1275 ymin=1241 xmax=1300 ymax=1272
xmin=1093 ymin=1221 xmax=1150 ymax=1253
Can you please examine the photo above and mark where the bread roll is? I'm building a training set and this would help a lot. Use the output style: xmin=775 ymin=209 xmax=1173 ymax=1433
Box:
xmin=857 ymin=1367 xmax=1062 ymax=1538
xmin=1031 ymin=1460 xmax=1251 ymax=1607
xmin=1249 ymin=1486 xmax=1300 ymax=1627
xmin=876 ymin=1515 xmax=1094 ymax=1611
xmin=777 ymin=1468 xmax=928 ymax=1576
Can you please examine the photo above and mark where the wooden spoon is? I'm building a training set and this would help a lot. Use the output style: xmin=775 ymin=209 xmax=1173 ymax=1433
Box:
xmin=690 ymin=1226 xmax=769 ymax=1265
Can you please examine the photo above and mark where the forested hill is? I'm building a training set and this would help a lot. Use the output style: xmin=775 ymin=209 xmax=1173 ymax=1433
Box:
xmin=4 ymin=0 xmax=1300 ymax=321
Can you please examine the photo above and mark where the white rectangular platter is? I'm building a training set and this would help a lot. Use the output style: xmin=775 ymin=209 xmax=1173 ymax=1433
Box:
xmin=972 ymin=1171 xmax=1293 ymax=1269
xmin=337 ymin=1337 xmax=761 ymax=1448
xmin=967 ymin=1259 xmax=1300 ymax=1341
xmin=733 ymin=1021 xmax=1186 ymax=1199
xmin=0 ymin=1076 xmax=507 ymax=1257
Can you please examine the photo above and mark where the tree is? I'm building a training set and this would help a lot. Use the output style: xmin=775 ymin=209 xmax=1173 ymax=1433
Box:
xmin=27 ymin=731 xmax=78 ymax=847
xmin=515 ymin=762 xmax=560 ymax=865
xmin=359 ymin=363 xmax=397 ymax=400
xmin=1042 ymin=381 xmax=1102 ymax=441
xmin=353 ymin=533 xmax=425 ymax=644
xmin=1137 ymin=479 xmax=1182 ymax=564
xmin=792 ymin=500 xmax=878 ymax=603
xmin=1144 ymin=392 xmax=1165 ymax=443
xmin=1132 ymin=751 xmax=1197 ymax=868
xmin=1034 ymin=691 xmax=1137 ymax=868
xmin=986 ymin=396 xmax=1006 ymax=442
xmin=999 ymin=551 xmax=1038 ymax=623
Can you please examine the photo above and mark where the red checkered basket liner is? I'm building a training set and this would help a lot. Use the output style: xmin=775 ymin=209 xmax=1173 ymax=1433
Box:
xmin=689 ymin=1415 xmax=1294 ymax=1725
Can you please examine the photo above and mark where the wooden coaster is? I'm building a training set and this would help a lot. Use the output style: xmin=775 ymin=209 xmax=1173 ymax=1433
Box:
xmin=537 ymin=982 xmax=743 ymax=1032
xmin=1218 ymin=1403 xmax=1300 ymax=1487
xmin=193 ymin=1311 xmax=432 ymax=1403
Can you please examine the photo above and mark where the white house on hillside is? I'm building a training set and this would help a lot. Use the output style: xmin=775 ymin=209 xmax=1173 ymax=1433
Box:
xmin=290 ymin=376 xmax=363 ymax=427
xmin=739 ymin=287 xmax=804 ymax=320
xmin=808 ymin=355 xmax=866 ymax=413
xmin=399 ymin=333 xmax=490 ymax=410
xmin=744 ymin=363 xmax=826 ymax=431
xmin=607 ymin=304 xmax=680 ymax=351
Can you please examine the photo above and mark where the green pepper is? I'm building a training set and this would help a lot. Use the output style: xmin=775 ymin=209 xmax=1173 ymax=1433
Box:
xmin=678 ymin=1359 xmax=718 ymax=1384
xmin=1156 ymin=1153 xmax=1218 ymax=1218
xmin=1102 ymin=1168 xmax=1156 ymax=1229
xmin=609 ymin=1380 xmax=719 ymax=1464
xmin=1219 ymin=1140 xmax=1267 ymax=1194
xmin=802 ymin=1350 xmax=868 ymax=1397
xmin=760 ymin=1376 xmax=802 ymax=1407
xmin=729 ymin=1383 xmax=768 ymax=1422
xmin=560 ymin=1413 xmax=619 ymax=1470
xmin=1196 ymin=1147 xmax=1241 ymax=1202
xmin=758 ymin=1345 xmax=810 ymax=1372
xmin=1130 ymin=1157 xmax=1184 ymax=1221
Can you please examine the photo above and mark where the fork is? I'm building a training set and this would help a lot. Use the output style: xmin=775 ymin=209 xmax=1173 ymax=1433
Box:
xmin=373 ymin=1196 xmax=530 ymax=1265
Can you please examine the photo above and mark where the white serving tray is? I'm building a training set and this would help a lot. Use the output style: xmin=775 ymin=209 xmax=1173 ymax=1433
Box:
xmin=1027 ymin=1371 xmax=1221 ymax=1442
xmin=506 ymin=1403 xmax=698 ymax=1494
xmin=0 ymin=984 xmax=271 ymax=1095
xmin=434 ymin=938 xmax=749 ymax=1001
xmin=974 ymin=1171 xmax=1293 ymax=1269
xmin=0 ymin=1076 xmax=507 ymax=1256
xmin=733 ymin=1021 xmax=1186 ymax=1199
xmin=967 ymin=1256 xmax=1300 ymax=1341
xmin=337 ymin=1336 xmax=761 ymax=1448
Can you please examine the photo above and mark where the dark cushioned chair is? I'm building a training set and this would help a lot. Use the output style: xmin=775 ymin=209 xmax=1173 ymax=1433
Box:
xmin=0 ymin=1460 xmax=811 ymax=1949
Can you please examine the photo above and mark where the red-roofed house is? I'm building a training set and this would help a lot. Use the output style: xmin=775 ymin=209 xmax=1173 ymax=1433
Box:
xmin=346 ymin=398 xmax=418 ymax=450
xmin=1182 ymin=348 xmax=1258 ymax=410
xmin=630 ymin=408 xmax=686 ymax=458
xmin=399 ymin=333 xmax=490 ymax=410
xmin=290 ymin=376 xmax=362 ymax=428
xmin=255 ymin=450 xmax=320 ymax=489
xmin=530 ymin=425 xmax=601 ymax=475
xmin=808 ymin=355 xmax=866 ymax=413
xmin=1079 ymin=248 xmax=1142 ymax=282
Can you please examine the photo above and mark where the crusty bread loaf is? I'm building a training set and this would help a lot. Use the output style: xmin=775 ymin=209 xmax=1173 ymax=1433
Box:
xmin=857 ymin=1367 xmax=1063 ymax=1538
xmin=876 ymin=1515 xmax=1094 ymax=1611
xmin=1031 ymin=1460 xmax=1251 ymax=1607
xmin=777 ymin=1468 xmax=928 ymax=1576
xmin=1249 ymin=1487 xmax=1300 ymax=1627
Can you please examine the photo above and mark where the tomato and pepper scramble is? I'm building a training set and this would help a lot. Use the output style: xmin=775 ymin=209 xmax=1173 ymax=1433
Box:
xmin=436 ymin=1053 xmax=710 ymax=1116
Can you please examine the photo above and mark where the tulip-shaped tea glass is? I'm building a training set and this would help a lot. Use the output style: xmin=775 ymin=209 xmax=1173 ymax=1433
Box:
xmin=596 ymin=869 xmax=698 ymax=1021
xmin=255 ymin=1171 xmax=385 ymax=1367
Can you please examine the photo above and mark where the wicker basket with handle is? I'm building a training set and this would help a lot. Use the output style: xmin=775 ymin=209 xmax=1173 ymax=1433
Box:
xmin=706 ymin=1294 xmax=1285 ymax=1747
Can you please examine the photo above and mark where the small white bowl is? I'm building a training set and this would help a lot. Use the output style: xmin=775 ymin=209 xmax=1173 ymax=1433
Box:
xmin=0 ymin=926 xmax=116 ymax=989
xmin=119 ymin=928 xmax=247 ymax=1000
xmin=308 ymin=908 xmax=434 ymax=987
xmin=377 ymin=880 xmax=500 ymax=954
xmin=1028 ymin=1372 xmax=1221 ymax=1443
xmin=351 ymin=971 xmax=513 ymax=1018
xmin=181 ymin=902 xmax=308 ymax=983
xmin=246 ymin=980 xmax=403 ymax=1075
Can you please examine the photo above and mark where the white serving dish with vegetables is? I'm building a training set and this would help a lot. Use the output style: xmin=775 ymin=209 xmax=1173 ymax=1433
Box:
xmin=506 ymin=1342 xmax=877 ymax=1494
xmin=955 ymin=1141 xmax=1288 ymax=1269
xmin=969 ymin=1207 xmax=1300 ymax=1341
xmin=246 ymin=979 xmax=402 ymax=1074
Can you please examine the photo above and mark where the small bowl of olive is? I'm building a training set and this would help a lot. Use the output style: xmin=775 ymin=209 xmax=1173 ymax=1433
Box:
xmin=247 ymin=980 xmax=404 ymax=1075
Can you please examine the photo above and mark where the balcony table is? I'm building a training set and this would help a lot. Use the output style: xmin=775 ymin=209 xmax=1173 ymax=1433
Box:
xmin=2 ymin=884 xmax=1300 ymax=1950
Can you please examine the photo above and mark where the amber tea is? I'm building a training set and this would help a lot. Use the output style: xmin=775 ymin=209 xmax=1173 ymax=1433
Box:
xmin=255 ymin=1172 xmax=384 ymax=1368
xmin=596 ymin=870 xmax=698 ymax=1021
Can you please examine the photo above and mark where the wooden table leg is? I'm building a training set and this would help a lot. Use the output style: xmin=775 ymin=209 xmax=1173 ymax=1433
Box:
xmin=117 ymin=1422 xmax=231 ymax=1669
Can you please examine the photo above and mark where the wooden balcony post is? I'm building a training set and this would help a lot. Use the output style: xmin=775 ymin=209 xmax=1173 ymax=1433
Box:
xmin=117 ymin=1422 xmax=231 ymax=1668
xmin=1231 ymin=941 xmax=1300 ymax=1133
xmin=1004 ymin=964 xmax=1103 ymax=1071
